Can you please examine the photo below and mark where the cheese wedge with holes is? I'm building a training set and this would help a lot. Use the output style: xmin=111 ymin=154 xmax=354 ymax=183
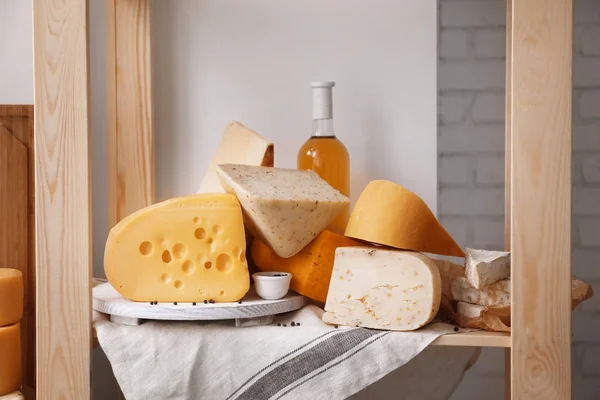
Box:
xmin=451 ymin=277 xmax=510 ymax=306
xmin=322 ymin=247 xmax=441 ymax=331
xmin=465 ymin=248 xmax=510 ymax=289
xmin=216 ymin=164 xmax=350 ymax=258
xmin=198 ymin=121 xmax=274 ymax=194
xmin=104 ymin=194 xmax=250 ymax=303
xmin=0 ymin=269 xmax=23 ymax=327
xmin=345 ymin=180 xmax=465 ymax=257
xmin=251 ymin=230 xmax=363 ymax=303
xmin=0 ymin=323 xmax=21 ymax=396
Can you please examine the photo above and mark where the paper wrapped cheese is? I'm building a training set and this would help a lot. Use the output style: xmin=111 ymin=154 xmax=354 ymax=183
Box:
xmin=451 ymin=277 xmax=510 ymax=306
xmin=198 ymin=121 xmax=273 ymax=194
xmin=465 ymin=248 xmax=510 ymax=289
xmin=105 ymin=194 xmax=250 ymax=303
xmin=322 ymin=247 xmax=441 ymax=331
xmin=344 ymin=180 xmax=465 ymax=257
xmin=216 ymin=164 xmax=350 ymax=258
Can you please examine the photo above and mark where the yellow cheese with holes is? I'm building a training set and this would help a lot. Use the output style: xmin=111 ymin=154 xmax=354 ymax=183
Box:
xmin=104 ymin=194 xmax=250 ymax=303
xmin=0 ymin=322 xmax=21 ymax=396
xmin=0 ymin=269 xmax=23 ymax=327
xmin=198 ymin=121 xmax=274 ymax=194
xmin=345 ymin=180 xmax=465 ymax=257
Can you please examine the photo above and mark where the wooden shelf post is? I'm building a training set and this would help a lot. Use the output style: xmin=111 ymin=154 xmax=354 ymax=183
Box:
xmin=509 ymin=0 xmax=573 ymax=399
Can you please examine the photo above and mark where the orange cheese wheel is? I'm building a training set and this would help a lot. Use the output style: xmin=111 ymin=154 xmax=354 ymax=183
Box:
xmin=0 ymin=269 xmax=24 ymax=327
xmin=0 ymin=322 xmax=21 ymax=395
xmin=251 ymin=230 xmax=363 ymax=303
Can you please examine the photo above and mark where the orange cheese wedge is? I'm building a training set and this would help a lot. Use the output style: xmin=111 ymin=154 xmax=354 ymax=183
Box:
xmin=345 ymin=180 xmax=465 ymax=257
xmin=251 ymin=230 xmax=363 ymax=303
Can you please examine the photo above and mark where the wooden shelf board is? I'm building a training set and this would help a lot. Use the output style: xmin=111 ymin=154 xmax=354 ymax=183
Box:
xmin=0 ymin=391 xmax=24 ymax=400
xmin=432 ymin=331 xmax=510 ymax=347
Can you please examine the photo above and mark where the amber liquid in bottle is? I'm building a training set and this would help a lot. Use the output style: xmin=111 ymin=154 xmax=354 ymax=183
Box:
xmin=297 ymin=82 xmax=350 ymax=234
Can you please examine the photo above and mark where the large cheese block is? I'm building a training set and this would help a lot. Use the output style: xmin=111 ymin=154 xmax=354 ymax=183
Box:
xmin=465 ymin=248 xmax=510 ymax=289
xmin=322 ymin=247 xmax=441 ymax=331
xmin=105 ymin=194 xmax=250 ymax=303
xmin=451 ymin=277 xmax=510 ymax=306
xmin=345 ymin=180 xmax=465 ymax=257
xmin=216 ymin=164 xmax=350 ymax=258
xmin=0 ymin=323 xmax=21 ymax=396
xmin=0 ymin=269 xmax=23 ymax=327
xmin=198 ymin=121 xmax=274 ymax=194
xmin=251 ymin=230 xmax=363 ymax=303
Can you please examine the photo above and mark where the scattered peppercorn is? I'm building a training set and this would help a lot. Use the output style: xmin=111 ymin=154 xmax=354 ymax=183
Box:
xmin=291 ymin=322 xmax=296 ymax=326
xmin=334 ymin=325 xmax=339 ymax=329
xmin=296 ymin=322 xmax=300 ymax=326
xmin=283 ymin=324 xmax=287 ymax=327
xmin=238 ymin=300 xmax=242 ymax=304
xmin=192 ymin=302 xmax=197 ymax=306
xmin=209 ymin=299 xmax=215 ymax=304
xmin=173 ymin=302 xmax=178 ymax=305
xmin=277 ymin=323 xmax=281 ymax=327
xmin=454 ymin=326 xmax=459 ymax=332
xmin=203 ymin=300 xmax=208 ymax=304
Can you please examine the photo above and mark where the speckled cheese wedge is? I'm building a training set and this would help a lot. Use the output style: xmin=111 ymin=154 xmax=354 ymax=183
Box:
xmin=104 ymin=194 xmax=250 ymax=303
xmin=465 ymin=248 xmax=510 ymax=289
xmin=216 ymin=164 xmax=350 ymax=258
xmin=322 ymin=247 xmax=442 ymax=331
xmin=451 ymin=277 xmax=510 ymax=306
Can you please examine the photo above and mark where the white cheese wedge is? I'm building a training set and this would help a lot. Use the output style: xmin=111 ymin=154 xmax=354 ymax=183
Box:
xmin=216 ymin=164 xmax=350 ymax=258
xmin=456 ymin=301 xmax=485 ymax=319
xmin=465 ymin=248 xmax=510 ymax=289
xmin=198 ymin=121 xmax=273 ymax=194
xmin=322 ymin=247 xmax=442 ymax=331
xmin=451 ymin=277 xmax=510 ymax=306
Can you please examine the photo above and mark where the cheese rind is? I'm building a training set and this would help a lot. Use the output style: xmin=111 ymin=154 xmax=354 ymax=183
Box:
xmin=104 ymin=194 xmax=250 ymax=303
xmin=198 ymin=121 xmax=274 ymax=194
xmin=451 ymin=277 xmax=510 ymax=306
xmin=465 ymin=248 xmax=510 ymax=289
xmin=323 ymin=247 xmax=442 ymax=331
xmin=0 ymin=269 xmax=23 ymax=327
xmin=251 ymin=230 xmax=363 ymax=303
xmin=216 ymin=164 xmax=350 ymax=258
xmin=345 ymin=180 xmax=465 ymax=257
xmin=0 ymin=322 xmax=21 ymax=396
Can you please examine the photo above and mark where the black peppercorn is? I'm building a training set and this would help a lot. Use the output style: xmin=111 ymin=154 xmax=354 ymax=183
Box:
xmin=238 ymin=300 xmax=242 ymax=304
xmin=283 ymin=324 xmax=287 ymax=327
xmin=291 ymin=322 xmax=296 ymax=326
xmin=334 ymin=325 xmax=339 ymax=329
xmin=296 ymin=322 xmax=300 ymax=326
xmin=454 ymin=326 xmax=459 ymax=332
xmin=277 ymin=323 xmax=281 ymax=327
xmin=203 ymin=300 xmax=208 ymax=304
xmin=173 ymin=302 xmax=178 ymax=305
xmin=209 ymin=299 xmax=215 ymax=304
xmin=192 ymin=302 xmax=196 ymax=306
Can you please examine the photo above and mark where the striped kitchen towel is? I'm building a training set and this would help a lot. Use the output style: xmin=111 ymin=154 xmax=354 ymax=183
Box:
xmin=95 ymin=305 xmax=477 ymax=400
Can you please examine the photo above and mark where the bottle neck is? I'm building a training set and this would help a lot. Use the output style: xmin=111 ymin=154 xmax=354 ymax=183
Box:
xmin=312 ymin=118 xmax=336 ymax=137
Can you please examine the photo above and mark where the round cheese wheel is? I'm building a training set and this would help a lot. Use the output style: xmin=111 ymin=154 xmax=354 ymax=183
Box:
xmin=0 ymin=269 xmax=24 ymax=327
xmin=0 ymin=322 xmax=21 ymax=396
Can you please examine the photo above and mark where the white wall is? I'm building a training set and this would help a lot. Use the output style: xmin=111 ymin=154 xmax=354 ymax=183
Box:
xmin=0 ymin=0 xmax=33 ymax=103
xmin=152 ymin=0 xmax=438 ymax=212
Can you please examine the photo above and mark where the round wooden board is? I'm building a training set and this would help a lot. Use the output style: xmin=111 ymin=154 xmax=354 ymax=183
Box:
xmin=93 ymin=282 xmax=307 ymax=322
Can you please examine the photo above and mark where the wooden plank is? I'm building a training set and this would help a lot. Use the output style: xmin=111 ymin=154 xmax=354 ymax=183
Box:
xmin=509 ymin=0 xmax=573 ymax=399
xmin=0 ymin=125 xmax=28 ymax=390
xmin=33 ymin=0 xmax=92 ymax=398
xmin=505 ymin=1 xmax=512 ymax=398
xmin=107 ymin=0 xmax=154 ymax=229
xmin=431 ymin=331 xmax=510 ymax=348
xmin=0 ymin=105 xmax=33 ymax=118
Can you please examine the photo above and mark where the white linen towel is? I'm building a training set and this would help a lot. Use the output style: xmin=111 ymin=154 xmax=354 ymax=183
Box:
xmin=96 ymin=305 xmax=477 ymax=400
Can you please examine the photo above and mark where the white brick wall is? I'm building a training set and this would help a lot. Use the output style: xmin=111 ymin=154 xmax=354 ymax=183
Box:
xmin=439 ymin=0 xmax=600 ymax=398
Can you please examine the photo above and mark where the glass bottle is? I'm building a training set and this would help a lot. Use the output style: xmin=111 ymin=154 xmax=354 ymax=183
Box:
xmin=297 ymin=82 xmax=350 ymax=234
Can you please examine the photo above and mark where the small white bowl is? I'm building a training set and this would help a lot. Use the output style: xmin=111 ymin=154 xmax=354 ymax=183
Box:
xmin=252 ymin=272 xmax=292 ymax=300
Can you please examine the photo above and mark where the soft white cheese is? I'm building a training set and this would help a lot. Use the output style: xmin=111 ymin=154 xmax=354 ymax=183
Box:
xmin=322 ymin=247 xmax=442 ymax=331
xmin=465 ymin=248 xmax=510 ymax=289
xmin=216 ymin=164 xmax=350 ymax=258
xmin=456 ymin=301 xmax=485 ymax=319
xmin=451 ymin=277 xmax=510 ymax=306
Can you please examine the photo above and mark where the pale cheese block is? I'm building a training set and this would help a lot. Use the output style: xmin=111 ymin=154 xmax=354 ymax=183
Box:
xmin=465 ymin=248 xmax=510 ymax=289
xmin=322 ymin=247 xmax=442 ymax=331
xmin=216 ymin=164 xmax=350 ymax=258
xmin=198 ymin=121 xmax=274 ymax=194
xmin=345 ymin=180 xmax=465 ymax=257
xmin=451 ymin=277 xmax=510 ymax=306
xmin=0 ymin=269 xmax=23 ymax=327
xmin=456 ymin=301 xmax=485 ymax=319
xmin=104 ymin=194 xmax=250 ymax=303
xmin=0 ymin=323 xmax=21 ymax=396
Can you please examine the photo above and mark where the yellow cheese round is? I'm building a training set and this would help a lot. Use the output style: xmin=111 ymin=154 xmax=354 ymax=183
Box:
xmin=345 ymin=180 xmax=465 ymax=257
xmin=0 ymin=269 xmax=24 ymax=327
xmin=0 ymin=322 xmax=21 ymax=396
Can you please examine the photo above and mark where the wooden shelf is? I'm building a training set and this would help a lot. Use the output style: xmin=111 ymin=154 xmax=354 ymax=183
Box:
xmin=0 ymin=391 xmax=24 ymax=400
xmin=432 ymin=331 xmax=510 ymax=347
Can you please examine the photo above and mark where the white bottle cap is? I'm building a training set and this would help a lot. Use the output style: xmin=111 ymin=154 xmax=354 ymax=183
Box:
xmin=311 ymin=81 xmax=335 ymax=120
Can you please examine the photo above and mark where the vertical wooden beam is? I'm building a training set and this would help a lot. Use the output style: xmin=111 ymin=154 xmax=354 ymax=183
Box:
xmin=504 ymin=1 xmax=512 ymax=398
xmin=33 ymin=0 xmax=92 ymax=398
xmin=510 ymin=0 xmax=573 ymax=399
xmin=107 ymin=0 xmax=154 ymax=229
